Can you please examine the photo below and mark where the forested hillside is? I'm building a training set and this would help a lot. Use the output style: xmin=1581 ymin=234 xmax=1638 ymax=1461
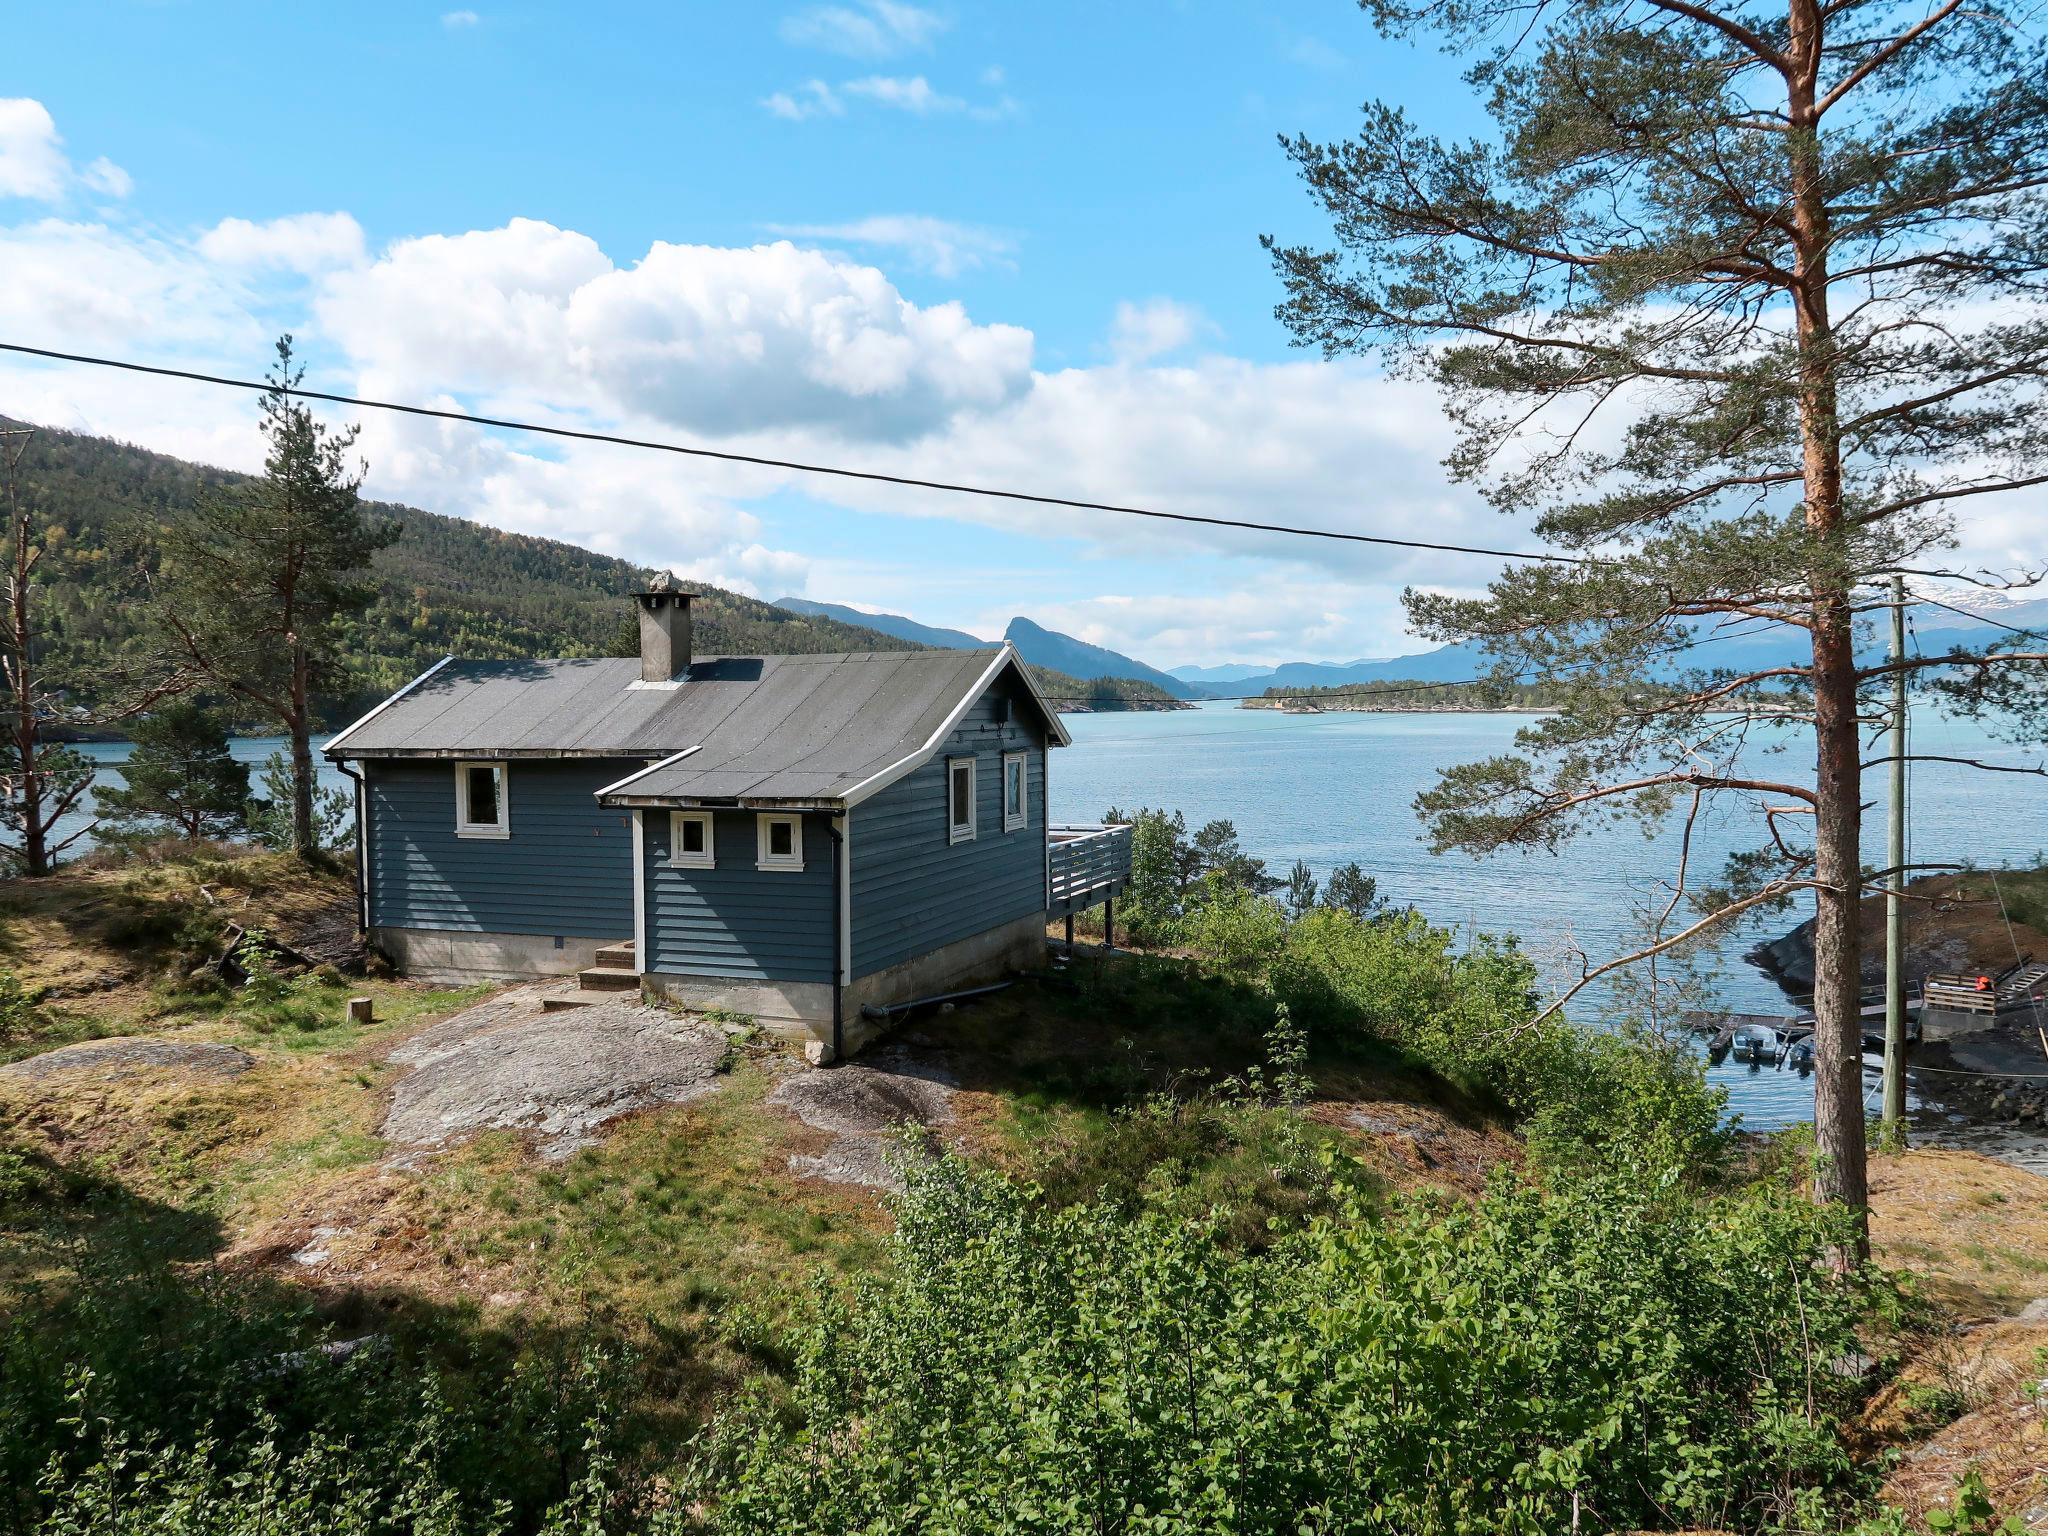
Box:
xmin=3 ymin=420 xmax=1177 ymax=721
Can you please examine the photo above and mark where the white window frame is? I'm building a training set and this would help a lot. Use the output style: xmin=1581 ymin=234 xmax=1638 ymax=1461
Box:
xmin=668 ymin=810 xmax=714 ymax=869
xmin=1002 ymin=750 xmax=1028 ymax=833
xmin=947 ymin=755 xmax=977 ymax=845
xmin=453 ymin=760 xmax=510 ymax=839
xmin=756 ymin=812 xmax=805 ymax=872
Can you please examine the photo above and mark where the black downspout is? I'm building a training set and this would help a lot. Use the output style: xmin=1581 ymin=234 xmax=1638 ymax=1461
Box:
xmin=826 ymin=815 xmax=846 ymax=1064
xmin=332 ymin=757 xmax=367 ymax=932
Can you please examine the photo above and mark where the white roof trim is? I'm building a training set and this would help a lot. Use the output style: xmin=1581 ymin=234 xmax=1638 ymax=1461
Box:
xmin=324 ymin=656 xmax=455 ymax=758
xmin=841 ymin=644 xmax=1065 ymax=809
xmin=1013 ymin=651 xmax=1074 ymax=749
xmin=594 ymin=745 xmax=701 ymax=800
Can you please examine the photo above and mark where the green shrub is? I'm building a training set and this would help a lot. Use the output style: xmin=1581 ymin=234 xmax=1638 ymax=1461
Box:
xmin=1525 ymin=1024 xmax=1736 ymax=1188
xmin=690 ymin=1155 xmax=1890 ymax=1534
xmin=0 ymin=1217 xmax=640 ymax=1534
xmin=1178 ymin=873 xmax=1287 ymax=979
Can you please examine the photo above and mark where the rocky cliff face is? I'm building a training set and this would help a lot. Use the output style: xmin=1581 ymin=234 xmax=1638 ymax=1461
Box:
xmin=1750 ymin=872 xmax=2047 ymax=997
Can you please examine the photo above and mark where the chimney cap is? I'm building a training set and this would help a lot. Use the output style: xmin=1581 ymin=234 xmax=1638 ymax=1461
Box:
xmin=635 ymin=569 xmax=693 ymax=600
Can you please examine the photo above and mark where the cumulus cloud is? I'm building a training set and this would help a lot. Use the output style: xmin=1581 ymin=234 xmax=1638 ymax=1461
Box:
xmin=80 ymin=156 xmax=133 ymax=198
xmin=765 ymin=214 xmax=1014 ymax=278
xmin=315 ymin=221 xmax=1035 ymax=440
xmin=779 ymin=1 xmax=946 ymax=58
xmin=842 ymin=75 xmax=962 ymax=114
xmin=1110 ymin=298 xmax=1206 ymax=363
xmin=763 ymin=71 xmax=1015 ymax=122
xmin=0 ymin=99 xmax=126 ymax=202
xmin=762 ymin=80 xmax=844 ymax=120
xmin=198 ymin=211 xmax=366 ymax=272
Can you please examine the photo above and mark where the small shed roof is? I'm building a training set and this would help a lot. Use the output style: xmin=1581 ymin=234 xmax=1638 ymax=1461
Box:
xmin=326 ymin=646 xmax=1069 ymax=807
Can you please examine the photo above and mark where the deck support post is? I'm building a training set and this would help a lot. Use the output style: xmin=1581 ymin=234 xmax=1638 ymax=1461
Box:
xmin=1103 ymin=898 xmax=1114 ymax=951
xmin=1065 ymin=913 xmax=1074 ymax=951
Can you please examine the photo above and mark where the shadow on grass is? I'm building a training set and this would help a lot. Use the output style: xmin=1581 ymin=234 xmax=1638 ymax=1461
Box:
xmin=889 ymin=946 xmax=1489 ymax=1125
xmin=0 ymin=1145 xmax=673 ymax=1535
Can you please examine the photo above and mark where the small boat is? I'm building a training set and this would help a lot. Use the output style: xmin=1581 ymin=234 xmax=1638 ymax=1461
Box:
xmin=1730 ymin=1022 xmax=1780 ymax=1064
xmin=1784 ymin=1036 xmax=1815 ymax=1074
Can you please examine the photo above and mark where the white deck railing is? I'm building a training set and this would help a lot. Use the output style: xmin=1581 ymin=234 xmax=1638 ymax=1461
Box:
xmin=1048 ymin=823 xmax=1132 ymax=917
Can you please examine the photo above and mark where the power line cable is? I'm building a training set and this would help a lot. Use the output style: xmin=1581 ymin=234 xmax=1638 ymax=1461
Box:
xmin=0 ymin=340 xmax=1601 ymax=567
xmin=1912 ymin=592 xmax=2047 ymax=639
xmin=1031 ymin=617 xmax=1792 ymax=705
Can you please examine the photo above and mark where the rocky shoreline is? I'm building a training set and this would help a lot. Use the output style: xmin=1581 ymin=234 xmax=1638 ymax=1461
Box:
xmin=1750 ymin=870 xmax=2048 ymax=1131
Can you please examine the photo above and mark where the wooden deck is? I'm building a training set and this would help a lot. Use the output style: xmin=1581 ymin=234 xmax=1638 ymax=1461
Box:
xmin=1048 ymin=823 xmax=1131 ymax=919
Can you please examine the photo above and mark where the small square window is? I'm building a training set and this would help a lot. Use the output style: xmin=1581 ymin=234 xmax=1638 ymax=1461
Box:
xmin=454 ymin=761 xmax=510 ymax=839
xmin=756 ymin=812 xmax=804 ymax=871
xmin=1002 ymin=751 xmax=1027 ymax=833
xmin=669 ymin=810 xmax=714 ymax=869
xmin=947 ymin=756 xmax=976 ymax=844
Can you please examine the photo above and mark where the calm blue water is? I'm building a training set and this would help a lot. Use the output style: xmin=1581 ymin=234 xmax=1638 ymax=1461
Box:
xmin=1049 ymin=703 xmax=2048 ymax=1130
xmin=64 ymin=709 xmax=2047 ymax=1131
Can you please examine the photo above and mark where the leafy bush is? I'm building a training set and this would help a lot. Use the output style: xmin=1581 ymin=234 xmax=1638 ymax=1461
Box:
xmin=691 ymin=1155 xmax=1891 ymax=1534
xmin=1526 ymin=1024 xmax=1736 ymax=1187
xmin=1178 ymin=873 xmax=1287 ymax=978
xmin=2 ymin=1219 xmax=638 ymax=1534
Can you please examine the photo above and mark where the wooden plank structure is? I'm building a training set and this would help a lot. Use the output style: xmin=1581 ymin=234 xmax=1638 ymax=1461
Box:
xmin=1048 ymin=823 xmax=1133 ymax=948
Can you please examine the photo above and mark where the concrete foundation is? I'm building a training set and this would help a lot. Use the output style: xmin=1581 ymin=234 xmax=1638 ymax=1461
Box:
xmin=643 ymin=909 xmax=1049 ymax=1061
xmin=1921 ymin=1004 xmax=1999 ymax=1042
xmin=371 ymin=926 xmax=613 ymax=984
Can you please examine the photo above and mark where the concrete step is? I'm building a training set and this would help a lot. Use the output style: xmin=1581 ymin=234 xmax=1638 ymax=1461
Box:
xmin=576 ymin=965 xmax=641 ymax=993
xmin=541 ymin=994 xmax=601 ymax=1013
xmin=593 ymin=940 xmax=636 ymax=969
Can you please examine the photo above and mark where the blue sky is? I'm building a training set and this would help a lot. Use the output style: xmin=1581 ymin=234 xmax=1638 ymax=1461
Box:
xmin=0 ymin=4 xmax=1650 ymax=665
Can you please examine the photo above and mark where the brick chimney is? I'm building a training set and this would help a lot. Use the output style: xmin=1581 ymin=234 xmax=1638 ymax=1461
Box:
xmin=634 ymin=571 xmax=693 ymax=683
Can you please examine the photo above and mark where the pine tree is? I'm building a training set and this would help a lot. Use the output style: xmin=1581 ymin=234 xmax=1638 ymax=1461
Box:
xmin=1323 ymin=863 xmax=1384 ymax=921
xmin=96 ymin=700 xmax=249 ymax=844
xmin=145 ymin=337 xmax=395 ymax=856
xmin=1270 ymin=0 xmax=2048 ymax=1239
xmin=0 ymin=429 xmax=94 ymax=874
xmin=1284 ymin=858 xmax=1320 ymax=919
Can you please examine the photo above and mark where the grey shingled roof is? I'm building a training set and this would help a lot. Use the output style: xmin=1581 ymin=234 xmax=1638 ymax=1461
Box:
xmin=328 ymin=648 xmax=1062 ymax=805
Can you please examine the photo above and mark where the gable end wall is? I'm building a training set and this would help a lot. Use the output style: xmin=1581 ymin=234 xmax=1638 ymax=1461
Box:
xmin=850 ymin=679 xmax=1048 ymax=979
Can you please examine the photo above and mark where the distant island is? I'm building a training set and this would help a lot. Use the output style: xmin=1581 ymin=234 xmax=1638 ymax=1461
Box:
xmin=1239 ymin=679 xmax=1565 ymax=713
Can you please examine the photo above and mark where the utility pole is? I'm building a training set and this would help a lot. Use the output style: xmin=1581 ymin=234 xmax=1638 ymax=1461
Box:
xmin=1882 ymin=572 xmax=1908 ymax=1132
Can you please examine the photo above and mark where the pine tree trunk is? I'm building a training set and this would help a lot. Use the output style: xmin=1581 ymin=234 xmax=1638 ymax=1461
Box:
xmin=289 ymin=636 xmax=314 ymax=858
xmin=1787 ymin=0 xmax=1870 ymax=1250
xmin=8 ymin=472 xmax=48 ymax=877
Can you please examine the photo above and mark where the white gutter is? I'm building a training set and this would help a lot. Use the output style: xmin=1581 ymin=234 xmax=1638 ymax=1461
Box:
xmin=323 ymin=655 xmax=455 ymax=757
xmin=594 ymin=745 xmax=701 ymax=801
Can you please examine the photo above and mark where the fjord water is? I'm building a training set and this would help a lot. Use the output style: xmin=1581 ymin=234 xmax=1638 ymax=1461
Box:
xmin=70 ymin=707 xmax=2044 ymax=1133
xmin=1049 ymin=703 xmax=2047 ymax=1132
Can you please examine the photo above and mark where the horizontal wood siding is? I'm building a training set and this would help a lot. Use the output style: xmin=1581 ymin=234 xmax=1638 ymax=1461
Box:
xmin=643 ymin=811 xmax=835 ymax=983
xmin=851 ymin=680 xmax=1047 ymax=979
xmin=365 ymin=759 xmax=637 ymax=938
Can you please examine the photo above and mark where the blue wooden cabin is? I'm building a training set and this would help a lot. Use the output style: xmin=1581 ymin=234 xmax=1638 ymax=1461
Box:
xmin=325 ymin=576 xmax=1130 ymax=1059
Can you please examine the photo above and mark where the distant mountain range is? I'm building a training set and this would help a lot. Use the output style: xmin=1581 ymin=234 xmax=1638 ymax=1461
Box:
xmin=777 ymin=593 xmax=2048 ymax=704
xmin=772 ymin=598 xmax=1207 ymax=700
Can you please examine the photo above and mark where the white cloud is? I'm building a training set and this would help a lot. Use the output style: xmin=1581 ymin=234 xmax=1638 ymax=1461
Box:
xmin=0 ymin=99 xmax=124 ymax=202
xmin=842 ymin=75 xmax=962 ymax=114
xmin=198 ymin=211 xmax=366 ymax=273
xmin=765 ymin=214 xmax=1013 ymax=278
xmin=1110 ymin=298 xmax=1207 ymax=364
xmin=779 ymin=1 xmax=946 ymax=58
xmin=762 ymin=80 xmax=843 ymax=121
xmin=442 ymin=9 xmax=480 ymax=27
xmin=315 ymin=221 xmax=1035 ymax=440
xmin=80 ymin=156 xmax=133 ymax=198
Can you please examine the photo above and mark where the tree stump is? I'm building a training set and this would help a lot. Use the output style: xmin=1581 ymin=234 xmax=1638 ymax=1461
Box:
xmin=347 ymin=996 xmax=374 ymax=1025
